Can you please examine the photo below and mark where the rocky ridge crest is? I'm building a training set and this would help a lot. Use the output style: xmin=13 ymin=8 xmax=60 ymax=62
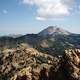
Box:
xmin=0 ymin=43 xmax=80 ymax=80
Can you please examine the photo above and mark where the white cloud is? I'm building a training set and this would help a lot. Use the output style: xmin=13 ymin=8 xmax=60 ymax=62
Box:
xmin=22 ymin=0 xmax=75 ymax=20
xmin=36 ymin=17 xmax=46 ymax=20
xmin=3 ymin=9 xmax=8 ymax=14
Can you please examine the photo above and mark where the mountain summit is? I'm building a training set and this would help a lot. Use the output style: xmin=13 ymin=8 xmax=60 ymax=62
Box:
xmin=38 ymin=26 xmax=70 ymax=37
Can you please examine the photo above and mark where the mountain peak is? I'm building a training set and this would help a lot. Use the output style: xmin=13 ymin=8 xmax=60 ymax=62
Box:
xmin=38 ymin=26 xmax=70 ymax=37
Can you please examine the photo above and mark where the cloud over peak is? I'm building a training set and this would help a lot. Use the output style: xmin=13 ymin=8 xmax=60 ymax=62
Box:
xmin=22 ymin=0 xmax=75 ymax=20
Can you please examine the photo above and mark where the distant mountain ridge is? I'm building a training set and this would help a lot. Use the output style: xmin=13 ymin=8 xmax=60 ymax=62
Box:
xmin=0 ymin=34 xmax=22 ymax=38
xmin=0 ymin=26 xmax=80 ymax=55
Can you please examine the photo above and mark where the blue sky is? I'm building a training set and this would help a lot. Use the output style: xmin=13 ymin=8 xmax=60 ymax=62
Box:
xmin=0 ymin=0 xmax=80 ymax=35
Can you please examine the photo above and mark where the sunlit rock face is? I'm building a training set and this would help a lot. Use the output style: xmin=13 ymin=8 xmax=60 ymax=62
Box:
xmin=63 ymin=49 xmax=80 ymax=80
xmin=48 ymin=49 xmax=80 ymax=80
xmin=11 ymin=49 xmax=80 ymax=80
xmin=11 ymin=67 xmax=32 ymax=80
xmin=0 ymin=43 xmax=80 ymax=80
xmin=0 ymin=43 xmax=54 ymax=80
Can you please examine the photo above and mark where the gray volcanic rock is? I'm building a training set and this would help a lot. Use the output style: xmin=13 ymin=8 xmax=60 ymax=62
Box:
xmin=38 ymin=26 xmax=70 ymax=37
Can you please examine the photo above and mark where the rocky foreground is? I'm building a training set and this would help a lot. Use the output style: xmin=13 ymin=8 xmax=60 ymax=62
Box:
xmin=0 ymin=43 xmax=80 ymax=80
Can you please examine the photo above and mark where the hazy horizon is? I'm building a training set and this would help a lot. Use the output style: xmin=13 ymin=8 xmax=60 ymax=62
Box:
xmin=0 ymin=0 xmax=80 ymax=35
